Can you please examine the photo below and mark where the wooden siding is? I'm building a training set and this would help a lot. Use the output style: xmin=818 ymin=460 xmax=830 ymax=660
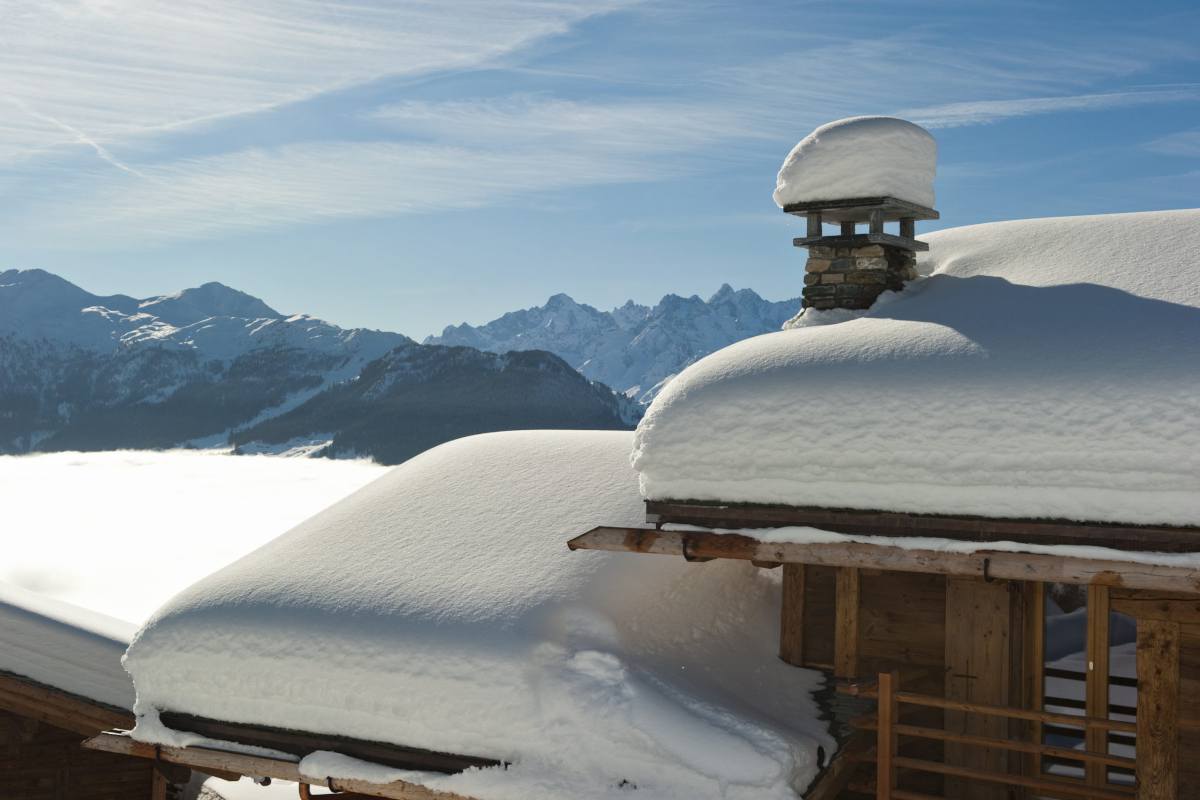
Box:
xmin=0 ymin=708 xmax=157 ymax=800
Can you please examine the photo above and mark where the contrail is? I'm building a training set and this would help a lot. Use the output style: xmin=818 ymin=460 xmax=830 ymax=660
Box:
xmin=6 ymin=96 xmax=151 ymax=179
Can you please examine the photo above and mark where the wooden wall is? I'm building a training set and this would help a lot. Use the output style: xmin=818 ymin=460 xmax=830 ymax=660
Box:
xmin=0 ymin=707 xmax=160 ymax=799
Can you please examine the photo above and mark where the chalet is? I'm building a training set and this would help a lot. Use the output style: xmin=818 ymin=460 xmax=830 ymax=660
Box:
xmin=0 ymin=582 xmax=189 ymax=799
xmin=83 ymin=119 xmax=1200 ymax=800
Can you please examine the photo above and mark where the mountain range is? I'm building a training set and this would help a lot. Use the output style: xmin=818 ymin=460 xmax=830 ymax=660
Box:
xmin=0 ymin=268 xmax=797 ymax=463
xmin=427 ymin=286 xmax=799 ymax=403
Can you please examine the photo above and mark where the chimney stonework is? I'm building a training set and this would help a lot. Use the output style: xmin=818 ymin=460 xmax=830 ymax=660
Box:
xmin=802 ymin=243 xmax=918 ymax=310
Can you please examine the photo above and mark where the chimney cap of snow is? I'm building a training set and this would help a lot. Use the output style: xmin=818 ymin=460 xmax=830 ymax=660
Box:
xmin=774 ymin=116 xmax=938 ymax=210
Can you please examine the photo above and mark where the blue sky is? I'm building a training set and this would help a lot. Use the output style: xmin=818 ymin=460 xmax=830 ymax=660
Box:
xmin=1 ymin=0 xmax=1197 ymax=338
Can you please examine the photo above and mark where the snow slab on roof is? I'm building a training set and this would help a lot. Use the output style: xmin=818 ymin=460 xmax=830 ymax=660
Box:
xmin=633 ymin=209 xmax=1200 ymax=528
xmin=773 ymin=116 xmax=936 ymax=209
xmin=0 ymin=580 xmax=135 ymax=709
xmin=125 ymin=430 xmax=829 ymax=800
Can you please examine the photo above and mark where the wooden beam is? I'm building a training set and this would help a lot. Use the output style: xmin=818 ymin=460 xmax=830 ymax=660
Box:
xmin=779 ymin=564 xmax=805 ymax=666
xmin=1136 ymin=619 xmax=1180 ymax=800
xmin=835 ymin=568 xmax=861 ymax=678
xmin=1111 ymin=593 xmax=1200 ymax=624
xmin=644 ymin=501 xmax=1200 ymax=554
xmin=83 ymin=733 xmax=478 ymax=800
xmin=840 ymin=221 xmax=856 ymax=237
xmin=568 ymin=528 xmax=1200 ymax=594
xmin=1086 ymin=585 xmax=1111 ymax=788
xmin=159 ymin=712 xmax=499 ymax=774
xmin=0 ymin=672 xmax=131 ymax=737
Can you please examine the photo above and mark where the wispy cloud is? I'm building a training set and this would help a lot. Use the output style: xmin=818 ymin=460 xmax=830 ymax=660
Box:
xmin=7 ymin=93 xmax=766 ymax=247
xmin=1145 ymin=129 xmax=1200 ymax=158
xmin=5 ymin=139 xmax=682 ymax=246
xmin=900 ymin=86 xmax=1200 ymax=128
xmin=370 ymin=95 xmax=766 ymax=152
xmin=0 ymin=0 xmax=630 ymax=166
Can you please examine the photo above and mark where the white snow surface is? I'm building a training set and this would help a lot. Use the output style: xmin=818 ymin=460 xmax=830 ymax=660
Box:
xmin=0 ymin=580 xmax=135 ymax=709
xmin=773 ymin=117 xmax=936 ymax=208
xmin=0 ymin=450 xmax=386 ymax=623
xmin=634 ymin=209 xmax=1200 ymax=529
xmin=125 ymin=431 xmax=828 ymax=800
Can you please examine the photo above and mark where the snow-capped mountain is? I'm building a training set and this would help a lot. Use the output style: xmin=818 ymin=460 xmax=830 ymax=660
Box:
xmin=0 ymin=269 xmax=633 ymax=462
xmin=427 ymin=284 xmax=800 ymax=403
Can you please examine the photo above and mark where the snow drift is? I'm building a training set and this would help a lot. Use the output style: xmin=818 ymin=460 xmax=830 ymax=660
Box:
xmin=633 ymin=209 xmax=1200 ymax=527
xmin=0 ymin=581 xmax=135 ymax=709
xmin=773 ymin=117 xmax=936 ymax=208
xmin=124 ymin=431 xmax=828 ymax=800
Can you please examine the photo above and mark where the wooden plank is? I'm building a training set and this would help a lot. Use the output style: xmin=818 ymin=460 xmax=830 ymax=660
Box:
xmin=0 ymin=673 xmax=132 ymax=737
xmin=894 ymin=692 xmax=1136 ymax=734
xmin=802 ymin=565 xmax=837 ymax=668
xmin=944 ymin=577 xmax=1012 ymax=800
xmin=857 ymin=572 xmax=946 ymax=685
xmin=891 ymin=722 xmax=1136 ymax=769
xmin=1137 ymin=619 xmax=1180 ymax=800
xmin=159 ymin=712 xmax=499 ymax=774
xmin=779 ymin=563 xmax=805 ymax=666
xmin=568 ymin=528 xmax=1200 ymax=595
xmin=84 ymin=733 xmax=478 ymax=800
xmin=835 ymin=568 xmax=861 ymax=678
xmin=890 ymin=756 xmax=1133 ymax=800
xmin=644 ymin=501 xmax=1200 ymax=554
xmin=877 ymin=671 xmax=897 ymax=800
xmin=1086 ymin=585 xmax=1111 ymax=788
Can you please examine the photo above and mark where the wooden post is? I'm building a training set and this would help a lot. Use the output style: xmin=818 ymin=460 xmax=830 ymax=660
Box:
xmin=869 ymin=208 xmax=884 ymax=235
xmin=945 ymin=576 xmax=1013 ymax=800
xmin=151 ymin=764 xmax=170 ymax=800
xmin=899 ymin=218 xmax=915 ymax=239
xmin=1023 ymin=582 xmax=1045 ymax=783
xmin=807 ymin=212 xmax=823 ymax=239
xmin=877 ymin=670 xmax=898 ymax=800
xmin=1086 ymin=585 xmax=1111 ymax=787
xmin=835 ymin=567 xmax=861 ymax=678
xmin=780 ymin=564 xmax=805 ymax=666
xmin=840 ymin=221 xmax=856 ymax=237
xmin=1136 ymin=619 xmax=1179 ymax=800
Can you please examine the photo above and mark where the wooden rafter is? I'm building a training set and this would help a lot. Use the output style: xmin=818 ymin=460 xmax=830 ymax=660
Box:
xmin=567 ymin=527 xmax=1200 ymax=594
xmin=84 ymin=732 xmax=480 ymax=800
xmin=644 ymin=500 xmax=1200 ymax=553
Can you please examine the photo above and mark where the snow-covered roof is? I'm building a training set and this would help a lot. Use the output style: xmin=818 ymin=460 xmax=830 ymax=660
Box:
xmin=125 ymin=430 xmax=828 ymax=800
xmin=773 ymin=116 xmax=936 ymax=209
xmin=633 ymin=209 xmax=1200 ymax=528
xmin=0 ymin=581 xmax=136 ymax=710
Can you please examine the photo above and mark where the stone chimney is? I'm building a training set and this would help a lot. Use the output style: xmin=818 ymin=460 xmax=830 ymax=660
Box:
xmin=773 ymin=117 xmax=938 ymax=312
xmin=789 ymin=199 xmax=935 ymax=310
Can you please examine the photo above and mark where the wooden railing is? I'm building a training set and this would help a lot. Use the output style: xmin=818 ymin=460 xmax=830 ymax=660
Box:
xmin=872 ymin=671 xmax=1137 ymax=800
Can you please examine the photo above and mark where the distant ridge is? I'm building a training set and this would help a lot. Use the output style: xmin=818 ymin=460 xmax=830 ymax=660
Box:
xmin=428 ymin=283 xmax=800 ymax=403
